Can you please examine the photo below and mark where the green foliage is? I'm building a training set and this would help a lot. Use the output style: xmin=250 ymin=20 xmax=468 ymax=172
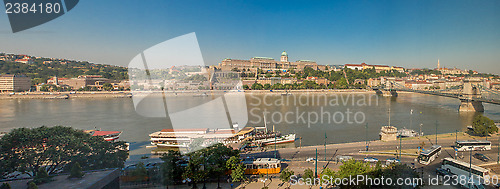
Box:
xmin=335 ymin=159 xmax=372 ymax=188
xmin=226 ymin=156 xmax=246 ymax=182
xmin=27 ymin=182 xmax=38 ymax=189
xmin=471 ymin=114 xmax=497 ymax=137
xmin=130 ymin=162 xmax=148 ymax=182
xmin=411 ymin=69 xmax=441 ymax=76
xmin=69 ymin=162 xmax=84 ymax=179
xmin=251 ymin=83 xmax=264 ymax=90
xmin=0 ymin=58 xmax=128 ymax=85
xmin=33 ymin=167 xmax=53 ymax=185
xmin=0 ymin=126 xmax=128 ymax=177
xmin=185 ymin=74 xmax=207 ymax=81
xmin=102 ymin=83 xmax=113 ymax=91
xmin=302 ymin=168 xmax=315 ymax=180
xmin=0 ymin=183 xmax=10 ymax=189
xmin=230 ymin=162 xmax=246 ymax=182
xmin=279 ymin=168 xmax=294 ymax=183
xmin=182 ymin=144 xmax=240 ymax=185
xmin=160 ymin=151 xmax=183 ymax=186
xmin=263 ymin=83 xmax=271 ymax=90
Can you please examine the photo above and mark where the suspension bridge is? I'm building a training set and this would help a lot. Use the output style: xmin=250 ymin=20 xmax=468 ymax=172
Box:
xmin=372 ymin=77 xmax=500 ymax=112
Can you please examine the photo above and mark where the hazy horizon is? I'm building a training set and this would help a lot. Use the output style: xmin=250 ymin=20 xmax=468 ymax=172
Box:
xmin=1 ymin=0 xmax=499 ymax=74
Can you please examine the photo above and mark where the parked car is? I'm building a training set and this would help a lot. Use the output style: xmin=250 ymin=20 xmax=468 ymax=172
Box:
xmin=306 ymin=158 xmax=316 ymax=162
xmin=364 ymin=157 xmax=379 ymax=163
xmin=386 ymin=158 xmax=400 ymax=165
xmin=336 ymin=155 xmax=353 ymax=162
xmin=473 ymin=153 xmax=490 ymax=162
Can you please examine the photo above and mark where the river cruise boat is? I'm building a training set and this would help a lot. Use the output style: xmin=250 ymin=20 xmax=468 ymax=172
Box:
xmin=254 ymin=133 xmax=296 ymax=146
xmin=149 ymin=128 xmax=237 ymax=148
xmin=85 ymin=130 xmax=122 ymax=142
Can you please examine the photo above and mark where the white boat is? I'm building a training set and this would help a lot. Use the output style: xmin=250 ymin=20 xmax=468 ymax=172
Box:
xmin=398 ymin=127 xmax=420 ymax=137
xmin=255 ymin=133 xmax=296 ymax=145
xmin=149 ymin=128 xmax=236 ymax=148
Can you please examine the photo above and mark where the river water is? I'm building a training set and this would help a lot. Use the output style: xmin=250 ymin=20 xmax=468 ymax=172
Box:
xmin=1 ymin=92 xmax=499 ymax=158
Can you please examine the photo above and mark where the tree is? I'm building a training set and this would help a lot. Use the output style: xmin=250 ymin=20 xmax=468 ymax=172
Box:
xmin=69 ymin=162 xmax=84 ymax=178
xmin=229 ymin=163 xmax=246 ymax=182
xmin=251 ymin=83 xmax=264 ymax=90
xmin=182 ymin=144 xmax=239 ymax=188
xmin=279 ymin=168 xmax=294 ymax=183
xmin=27 ymin=182 xmax=38 ymax=189
xmin=226 ymin=156 xmax=246 ymax=182
xmin=335 ymin=159 xmax=372 ymax=188
xmin=263 ymin=84 xmax=271 ymax=90
xmin=102 ymin=83 xmax=113 ymax=91
xmin=0 ymin=126 xmax=128 ymax=177
xmin=130 ymin=162 xmax=148 ymax=182
xmin=161 ymin=150 xmax=183 ymax=186
xmin=302 ymin=168 xmax=315 ymax=181
xmin=243 ymin=84 xmax=250 ymax=90
xmin=0 ymin=183 xmax=10 ymax=189
xmin=33 ymin=167 xmax=53 ymax=184
xmin=471 ymin=115 xmax=497 ymax=137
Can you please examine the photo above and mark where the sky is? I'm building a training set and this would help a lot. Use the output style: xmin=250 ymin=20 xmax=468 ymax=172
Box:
xmin=0 ymin=0 xmax=499 ymax=74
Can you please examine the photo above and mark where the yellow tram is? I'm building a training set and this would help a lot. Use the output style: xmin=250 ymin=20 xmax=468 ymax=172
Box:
xmin=242 ymin=158 xmax=281 ymax=175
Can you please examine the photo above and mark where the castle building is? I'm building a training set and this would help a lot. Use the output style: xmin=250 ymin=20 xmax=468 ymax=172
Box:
xmin=217 ymin=51 xmax=327 ymax=72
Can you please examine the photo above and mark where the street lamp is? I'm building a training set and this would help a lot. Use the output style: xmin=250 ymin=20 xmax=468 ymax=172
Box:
xmin=365 ymin=123 xmax=369 ymax=151
xmin=469 ymin=146 xmax=473 ymax=189
xmin=435 ymin=121 xmax=438 ymax=145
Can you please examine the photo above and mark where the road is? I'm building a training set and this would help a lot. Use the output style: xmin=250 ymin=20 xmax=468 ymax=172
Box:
xmin=243 ymin=132 xmax=500 ymax=188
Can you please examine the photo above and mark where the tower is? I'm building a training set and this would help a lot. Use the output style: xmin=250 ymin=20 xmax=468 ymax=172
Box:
xmin=437 ymin=59 xmax=440 ymax=69
xmin=280 ymin=51 xmax=288 ymax=62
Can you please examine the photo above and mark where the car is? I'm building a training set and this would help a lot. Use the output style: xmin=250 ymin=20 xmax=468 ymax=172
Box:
xmin=336 ymin=155 xmax=353 ymax=162
xmin=386 ymin=158 xmax=400 ymax=165
xmin=364 ymin=157 xmax=379 ymax=163
xmin=473 ymin=153 xmax=490 ymax=162
xmin=306 ymin=158 xmax=316 ymax=162
xmin=435 ymin=168 xmax=451 ymax=176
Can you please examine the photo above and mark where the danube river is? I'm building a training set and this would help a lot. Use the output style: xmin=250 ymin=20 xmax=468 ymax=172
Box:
xmin=1 ymin=92 xmax=500 ymax=158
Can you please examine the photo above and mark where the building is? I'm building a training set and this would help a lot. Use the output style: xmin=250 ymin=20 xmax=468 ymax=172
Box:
xmin=0 ymin=74 xmax=31 ymax=92
xmin=379 ymin=126 xmax=397 ymax=141
xmin=344 ymin=63 xmax=404 ymax=73
xmin=64 ymin=75 xmax=110 ymax=90
xmin=218 ymin=51 xmax=325 ymax=72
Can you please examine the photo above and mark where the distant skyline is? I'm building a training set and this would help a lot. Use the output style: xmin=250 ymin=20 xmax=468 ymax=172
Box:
xmin=0 ymin=0 xmax=499 ymax=74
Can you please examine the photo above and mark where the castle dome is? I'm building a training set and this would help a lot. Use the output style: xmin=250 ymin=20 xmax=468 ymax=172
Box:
xmin=281 ymin=51 xmax=288 ymax=56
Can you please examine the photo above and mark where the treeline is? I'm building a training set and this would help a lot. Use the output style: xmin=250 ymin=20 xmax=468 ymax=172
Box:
xmin=0 ymin=59 xmax=128 ymax=85
xmin=0 ymin=126 xmax=129 ymax=180
xmin=241 ymin=67 xmax=407 ymax=90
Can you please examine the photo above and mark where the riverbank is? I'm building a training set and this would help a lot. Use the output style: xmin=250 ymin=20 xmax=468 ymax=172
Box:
xmin=0 ymin=89 xmax=383 ymax=99
xmin=0 ymin=91 xmax=132 ymax=99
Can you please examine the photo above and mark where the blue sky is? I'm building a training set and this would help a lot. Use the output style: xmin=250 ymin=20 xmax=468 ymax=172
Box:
xmin=1 ymin=0 xmax=499 ymax=74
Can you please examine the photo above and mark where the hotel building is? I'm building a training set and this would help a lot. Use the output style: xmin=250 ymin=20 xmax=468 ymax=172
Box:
xmin=0 ymin=74 xmax=31 ymax=92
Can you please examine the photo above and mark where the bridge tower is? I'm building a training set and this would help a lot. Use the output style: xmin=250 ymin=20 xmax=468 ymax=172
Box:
xmin=459 ymin=77 xmax=484 ymax=112
xmin=380 ymin=78 xmax=398 ymax=97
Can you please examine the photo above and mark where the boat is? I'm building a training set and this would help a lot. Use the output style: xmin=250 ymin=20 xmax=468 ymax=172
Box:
xmin=255 ymin=133 xmax=296 ymax=145
xmin=397 ymin=127 xmax=420 ymax=137
xmin=149 ymin=128 xmax=236 ymax=148
xmin=281 ymin=89 xmax=291 ymax=96
xmin=85 ymin=130 xmax=122 ymax=142
xmin=53 ymin=94 xmax=69 ymax=99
